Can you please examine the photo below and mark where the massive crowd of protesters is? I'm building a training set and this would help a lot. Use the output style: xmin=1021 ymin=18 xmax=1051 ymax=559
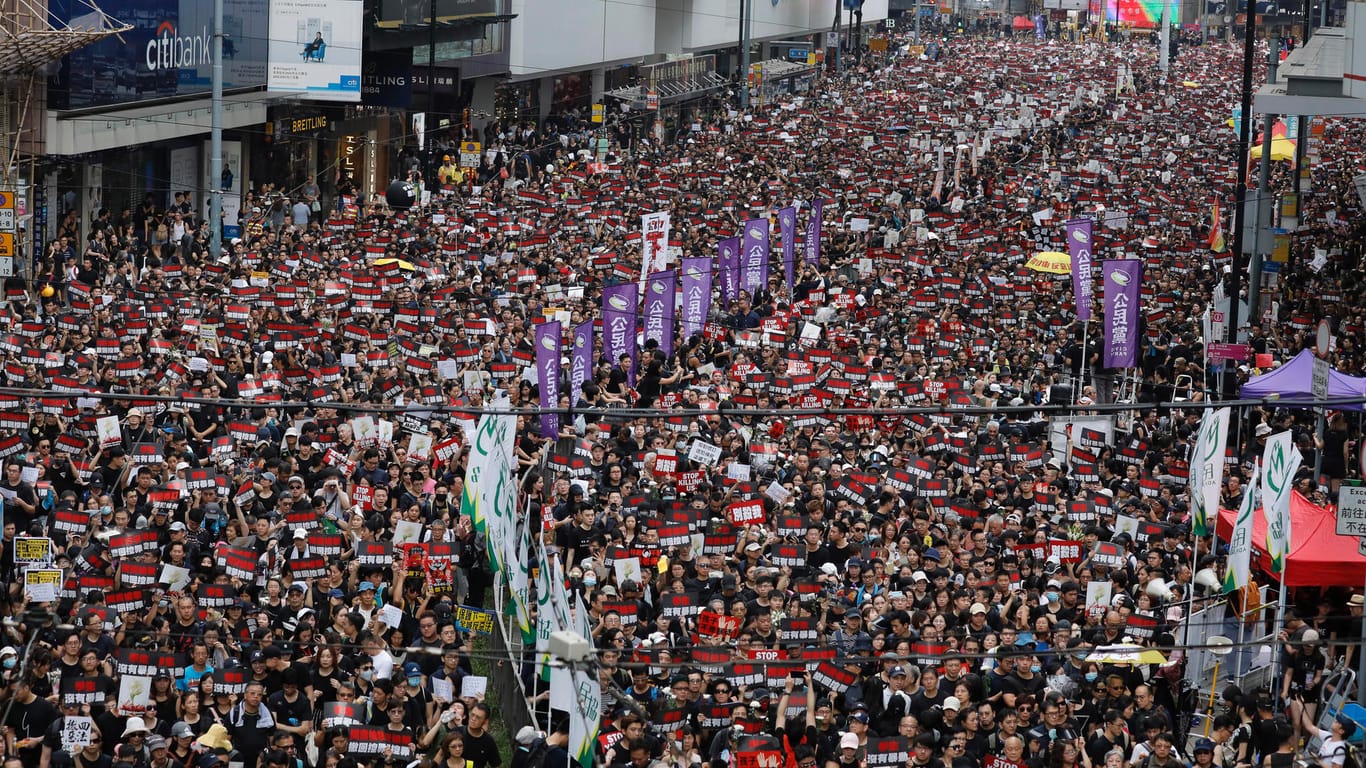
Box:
xmin=4 ymin=19 xmax=1366 ymax=768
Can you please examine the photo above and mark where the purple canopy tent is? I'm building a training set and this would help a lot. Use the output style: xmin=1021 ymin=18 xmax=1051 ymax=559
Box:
xmin=1239 ymin=349 xmax=1366 ymax=411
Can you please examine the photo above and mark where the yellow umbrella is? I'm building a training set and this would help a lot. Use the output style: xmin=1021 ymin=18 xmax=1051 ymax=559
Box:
xmin=1086 ymin=644 xmax=1168 ymax=665
xmin=1249 ymin=137 xmax=1296 ymax=162
xmin=373 ymin=258 xmax=417 ymax=271
xmin=1025 ymin=251 xmax=1071 ymax=274
xmin=1182 ymin=80 xmax=1200 ymax=88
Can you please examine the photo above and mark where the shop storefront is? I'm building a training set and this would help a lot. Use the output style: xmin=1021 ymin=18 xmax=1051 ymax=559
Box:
xmin=263 ymin=107 xmax=343 ymax=200
xmin=603 ymin=55 xmax=730 ymax=144
xmin=748 ymin=59 xmax=819 ymax=107
xmin=44 ymin=0 xmax=270 ymax=245
xmin=331 ymin=115 xmax=400 ymax=204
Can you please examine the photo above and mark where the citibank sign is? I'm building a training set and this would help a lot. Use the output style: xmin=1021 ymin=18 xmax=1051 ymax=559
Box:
xmin=145 ymin=20 xmax=213 ymax=71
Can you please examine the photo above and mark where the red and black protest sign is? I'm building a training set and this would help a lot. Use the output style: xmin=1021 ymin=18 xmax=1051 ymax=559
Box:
xmin=346 ymin=726 xmax=414 ymax=760
xmin=660 ymin=593 xmax=697 ymax=618
xmin=697 ymin=611 xmax=740 ymax=639
xmin=61 ymin=676 xmax=108 ymax=706
xmin=867 ymin=737 xmax=911 ymax=768
xmin=699 ymin=702 xmax=736 ymax=729
xmin=603 ymin=601 xmax=639 ymax=626
xmin=119 ymin=561 xmax=159 ymax=587
xmin=702 ymin=528 xmax=738 ymax=555
xmin=115 ymin=648 xmax=183 ymax=677
xmin=1126 ymin=610 xmax=1159 ymax=640
xmin=355 ymin=541 xmax=392 ymax=567
xmin=323 ymin=702 xmax=362 ymax=728
xmin=110 ymin=531 xmax=159 ymax=559
xmin=727 ymin=499 xmax=766 ymax=525
xmin=216 ymin=545 xmax=258 ymax=580
xmin=781 ymin=617 xmax=818 ymax=643
xmin=736 ymin=750 xmax=785 ymax=768
xmin=812 ymin=662 xmax=856 ymax=694
xmin=197 ymin=583 xmax=237 ymax=609
xmin=1047 ymin=540 xmax=1085 ymax=563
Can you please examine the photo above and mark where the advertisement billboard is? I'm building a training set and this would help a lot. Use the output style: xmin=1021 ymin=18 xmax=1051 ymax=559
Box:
xmin=1091 ymin=0 xmax=1177 ymax=25
xmin=49 ymin=0 xmax=268 ymax=110
xmin=362 ymin=50 xmax=413 ymax=108
xmin=267 ymin=0 xmax=363 ymax=101
xmin=375 ymin=0 xmax=499 ymax=28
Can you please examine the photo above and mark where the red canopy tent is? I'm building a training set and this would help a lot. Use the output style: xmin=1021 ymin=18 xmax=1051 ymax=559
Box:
xmin=1215 ymin=492 xmax=1366 ymax=587
xmin=1012 ymin=15 xmax=1035 ymax=29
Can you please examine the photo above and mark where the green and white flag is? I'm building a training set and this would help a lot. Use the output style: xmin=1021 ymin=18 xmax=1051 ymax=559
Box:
xmin=1261 ymin=430 xmax=1301 ymax=574
xmin=569 ymin=668 xmax=602 ymax=768
xmin=567 ymin=589 xmax=601 ymax=768
xmin=534 ymin=537 xmax=563 ymax=681
xmin=469 ymin=393 xmax=518 ymax=575
xmin=1224 ymin=459 xmax=1257 ymax=593
xmin=510 ymin=511 xmax=534 ymax=645
xmin=1190 ymin=407 xmax=1230 ymax=537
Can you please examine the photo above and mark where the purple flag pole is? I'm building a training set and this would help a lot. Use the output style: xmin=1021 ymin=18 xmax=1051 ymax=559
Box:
xmin=740 ymin=218 xmax=769 ymax=295
xmin=644 ymin=270 xmax=677 ymax=356
xmin=570 ymin=321 xmax=593 ymax=406
xmin=805 ymin=199 xmax=823 ymax=268
xmin=1065 ymin=218 xmax=1095 ymax=321
xmin=680 ymin=257 xmax=712 ymax=339
xmin=602 ymin=282 xmax=639 ymax=386
xmin=1102 ymin=260 xmax=1143 ymax=369
xmin=534 ymin=321 xmax=562 ymax=438
xmin=718 ymin=236 xmax=740 ymax=305
xmin=778 ymin=206 xmax=797 ymax=293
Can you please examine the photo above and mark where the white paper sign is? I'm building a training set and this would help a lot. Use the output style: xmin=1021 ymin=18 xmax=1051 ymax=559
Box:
xmin=23 ymin=567 xmax=63 ymax=602
xmin=393 ymin=520 xmax=424 ymax=546
xmin=96 ymin=416 xmax=122 ymax=447
xmin=160 ymin=564 xmax=192 ymax=594
xmin=62 ymin=716 xmax=94 ymax=751
xmin=764 ymin=481 xmax=791 ymax=505
xmin=460 ymin=675 xmax=488 ymax=699
xmin=613 ymin=557 xmax=643 ymax=586
xmin=378 ymin=604 xmax=405 ymax=628
xmin=118 ymin=675 xmax=152 ymax=715
xmin=431 ymin=675 xmax=455 ymax=702
xmin=688 ymin=440 xmax=723 ymax=467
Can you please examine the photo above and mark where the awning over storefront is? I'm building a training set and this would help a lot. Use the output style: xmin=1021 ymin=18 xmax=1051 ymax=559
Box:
xmin=47 ymin=91 xmax=273 ymax=155
xmin=604 ymin=55 xmax=730 ymax=110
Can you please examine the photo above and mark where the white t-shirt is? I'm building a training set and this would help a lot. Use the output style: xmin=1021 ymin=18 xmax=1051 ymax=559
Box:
xmin=369 ymin=649 xmax=396 ymax=681
xmin=1315 ymin=729 xmax=1347 ymax=768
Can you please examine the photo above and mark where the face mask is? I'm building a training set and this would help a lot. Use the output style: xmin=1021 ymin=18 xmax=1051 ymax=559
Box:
xmin=359 ymin=670 xmax=374 ymax=682
xmin=1085 ymin=672 xmax=1099 ymax=682
xmin=583 ymin=576 xmax=597 ymax=587
xmin=1 ymin=657 xmax=14 ymax=670
xmin=408 ymin=676 xmax=422 ymax=687
xmin=1030 ymin=664 xmax=1042 ymax=673
xmin=1045 ymin=591 xmax=1059 ymax=604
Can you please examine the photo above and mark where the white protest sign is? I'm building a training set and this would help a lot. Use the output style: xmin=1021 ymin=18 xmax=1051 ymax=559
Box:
xmin=688 ymin=440 xmax=723 ymax=467
xmin=62 ymin=716 xmax=95 ymax=751
xmin=461 ymin=675 xmax=488 ymax=699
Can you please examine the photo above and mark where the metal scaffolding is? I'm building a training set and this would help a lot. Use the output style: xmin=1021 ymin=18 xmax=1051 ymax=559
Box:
xmin=0 ymin=0 xmax=127 ymax=278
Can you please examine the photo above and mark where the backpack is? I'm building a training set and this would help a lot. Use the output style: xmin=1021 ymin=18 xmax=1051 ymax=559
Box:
xmin=515 ymin=737 xmax=551 ymax=768
xmin=1337 ymin=743 xmax=1360 ymax=768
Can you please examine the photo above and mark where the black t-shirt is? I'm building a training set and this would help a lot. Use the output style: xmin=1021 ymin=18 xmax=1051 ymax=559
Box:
xmin=267 ymin=690 xmax=313 ymax=751
xmin=226 ymin=708 xmax=271 ymax=767
xmin=1007 ymin=672 xmax=1047 ymax=700
xmin=7 ymin=695 xmax=60 ymax=764
xmin=461 ymin=726 xmax=503 ymax=768
xmin=311 ymin=667 xmax=347 ymax=706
